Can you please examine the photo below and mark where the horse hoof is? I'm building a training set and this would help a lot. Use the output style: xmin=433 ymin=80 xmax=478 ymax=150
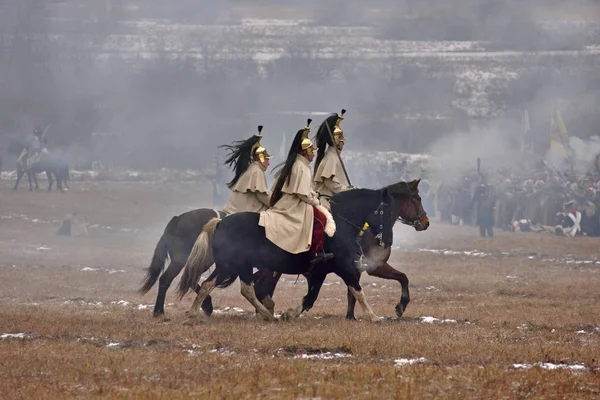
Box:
xmin=183 ymin=315 xmax=205 ymax=326
xmin=345 ymin=315 xmax=357 ymax=321
xmin=395 ymin=304 xmax=406 ymax=318
xmin=280 ymin=312 xmax=292 ymax=322
xmin=370 ymin=315 xmax=384 ymax=323
xmin=153 ymin=313 xmax=170 ymax=322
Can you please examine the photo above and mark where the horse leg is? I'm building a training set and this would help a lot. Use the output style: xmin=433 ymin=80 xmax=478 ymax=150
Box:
xmin=46 ymin=170 xmax=53 ymax=191
xmin=152 ymin=260 xmax=185 ymax=320
xmin=338 ymin=266 xmax=380 ymax=322
xmin=13 ymin=168 xmax=24 ymax=190
xmin=184 ymin=270 xmax=218 ymax=321
xmin=240 ymin=269 xmax=277 ymax=322
xmin=367 ymin=262 xmax=410 ymax=318
xmin=33 ymin=172 xmax=39 ymax=190
xmin=345 ymin=270 xmax=362 ymax=320
xmin=27 ymin=170 xmax=33 ymax=191
xmin=253 ymin=268 xmax=282 ymax=315
xmin=281 ymin=272 xmax=327 ymax=321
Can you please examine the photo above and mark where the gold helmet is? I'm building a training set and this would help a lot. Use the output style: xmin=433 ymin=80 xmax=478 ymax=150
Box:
xmin=333 ymin=109 xmax=346 ymax=147
xmin=300 ymin=119 xmax=317 ymax=156
xmin=251 ymin=125 xmax=271 ymax=163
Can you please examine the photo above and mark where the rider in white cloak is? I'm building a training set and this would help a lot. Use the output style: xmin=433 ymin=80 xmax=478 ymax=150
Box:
xmin=313 ymin=109 xmax=353 ymax=210
xmin=222 ymin=126 xmax=271 ymax=214
xmin=259 ymin=119 xmax=335 ymax=264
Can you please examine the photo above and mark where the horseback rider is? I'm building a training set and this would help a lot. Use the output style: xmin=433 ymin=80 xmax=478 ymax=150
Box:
xmin=222 ymin=126 xmax=272 ymax=214
xmin=313 ymin=109 xmax=353 ymax=210
xmin=259 ymin=119 xmax=334 ymax=265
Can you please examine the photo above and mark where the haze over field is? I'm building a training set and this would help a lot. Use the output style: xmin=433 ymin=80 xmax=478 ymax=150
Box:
xmin=0 ymin=0 xmax=599 ymax=174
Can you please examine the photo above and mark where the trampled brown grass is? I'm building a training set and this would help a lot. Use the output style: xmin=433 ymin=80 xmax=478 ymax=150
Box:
xmin=1 ymin=180 xmax=599 ymax=399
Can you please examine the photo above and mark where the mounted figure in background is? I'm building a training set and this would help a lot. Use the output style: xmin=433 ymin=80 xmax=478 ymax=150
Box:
xmin=13 ymin=123 xmax=69 ymax=192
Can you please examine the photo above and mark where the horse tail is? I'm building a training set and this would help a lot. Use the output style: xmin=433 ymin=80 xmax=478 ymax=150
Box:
xmin=139 ymin=216 xmax=180 ymax=295
xmin=177 ymin=217 xmax=220 ymax=299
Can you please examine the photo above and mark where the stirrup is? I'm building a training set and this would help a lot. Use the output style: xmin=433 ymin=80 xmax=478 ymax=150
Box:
xmin=309 ymin=252 xmax=334 ymax=266
xmin=354 ymin=254 xmax=370 ymax=269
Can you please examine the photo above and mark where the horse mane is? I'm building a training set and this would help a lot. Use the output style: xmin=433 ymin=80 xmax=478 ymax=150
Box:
xmin=313 ymin=113 xmax=338 ymax=174
xmin=269 ymin=127 xmax=306 ymax=207
xmin=219 ymin=135 xmax=261 ymax=189
xmin=385 ymin=180 xmax=420 ymax=196
xmin=330 ymin=188 xmax=384 ymax=213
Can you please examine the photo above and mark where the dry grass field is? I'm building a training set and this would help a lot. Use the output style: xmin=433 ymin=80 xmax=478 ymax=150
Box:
xmin=1 ymin=179 xmax=599 ymax=399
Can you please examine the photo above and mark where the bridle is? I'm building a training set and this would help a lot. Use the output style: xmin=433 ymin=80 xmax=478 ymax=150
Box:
xmin=396 ymin=182 xmax=427 ymax=230
xmin=330 ymin=195 xmax=389 ymax=248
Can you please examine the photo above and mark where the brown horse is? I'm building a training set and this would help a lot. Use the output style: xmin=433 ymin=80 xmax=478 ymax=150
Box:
xmin=251 ymin=179 xmax=429 ymax=320
xmin=139 ymin=208 xmax=221 ymax=318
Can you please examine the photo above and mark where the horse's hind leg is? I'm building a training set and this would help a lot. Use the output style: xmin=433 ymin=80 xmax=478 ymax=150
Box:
xmin=367 ymin=262 xmax=410 ymax=318
xmin=13 ymin=168 xmax=24 ymax=190
xmin=27 ymin=170 xmax=34 ymax=191
xmin=281 ymin=272 xmax=327 ymax=321
xmin=153 ymin=260 xmax=185 ymax=320
xmin=46 ymin=171 xmax=53 ymax=191
xmin=240 ymin=269 xmax=276 ymax=322
xmin=253 ymin=269 xmax=281 ymax=315
xmin=185 ymin=270 xmax=218 ymax=319
xmin=345 ymin=270 xmax=362 ymax=320
xmin=338 ymin=266 xmax=380 ymax=322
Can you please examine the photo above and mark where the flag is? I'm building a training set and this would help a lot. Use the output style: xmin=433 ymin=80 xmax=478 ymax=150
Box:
xmin=550 ymin=109 xmax=573 ymax=168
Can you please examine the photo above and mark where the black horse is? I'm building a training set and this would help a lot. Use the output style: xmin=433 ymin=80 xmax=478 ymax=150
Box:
xmin=177 ymin=187 xmax=395 ymax=322
xmin=13 ymin=150 xmax=69 ymax=192
xmin=253 ymin=179 xmax=429 ymax=320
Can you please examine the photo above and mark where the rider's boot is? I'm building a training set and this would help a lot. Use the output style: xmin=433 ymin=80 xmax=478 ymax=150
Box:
xmin=309 ymin=250 xmax=334 ymax=266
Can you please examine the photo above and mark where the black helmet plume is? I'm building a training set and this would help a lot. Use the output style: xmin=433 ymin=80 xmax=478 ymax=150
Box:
xmin=219 ymin=135 xmax=261 ymax=189
xmin=270 ymin=118 xmax=312 ymax=207
xmin=314 ymin=111 xmax=342 ymax=174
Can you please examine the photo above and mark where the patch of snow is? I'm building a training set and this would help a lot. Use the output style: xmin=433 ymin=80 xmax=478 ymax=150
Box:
xmin=512 ymin=362 xmax=587 ymax=372
xmin=210 ymin=348 xmax=235 ymax=356
xmin=36 ymin=246 xmax=52 ymax=251
xmin=394 ymin=357 xmax=427 ymax=367
xmin=81 ymin=267 xmax=99 ymax=272
xmin=137 ymin=304 xmax=152 ymax=310
xmin=420 ymin=316 xmax=457 ymax=324
xmin=295 ymin=352 xmax=352 ymax=360
xmin=576 ymin=330 xmax=587 ymax=334
xmin=213 ymin=306 xmax=245 ymax=314
xmin=63 ymin=300 xmax=103 ymax=307
xmin=111 ymin=300 xmax=130 ymax=307
xmin=1 ymin=333 xmax=29 ymax=339
xmin=106 ymin=342 xmax=120 ymax=348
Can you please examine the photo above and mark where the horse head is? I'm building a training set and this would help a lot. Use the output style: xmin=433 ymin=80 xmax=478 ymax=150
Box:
xmin=388 ymin=179 xmax=430 ymax=231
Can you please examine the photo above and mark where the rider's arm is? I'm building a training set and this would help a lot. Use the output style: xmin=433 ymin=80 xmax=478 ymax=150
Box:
xmin=298 ymin=191 xmax=320 ymax=207
xmin=323 ymin=176 xmax=351 ymax=193
xmin=256 ymin=191 xmax=271 ymax=207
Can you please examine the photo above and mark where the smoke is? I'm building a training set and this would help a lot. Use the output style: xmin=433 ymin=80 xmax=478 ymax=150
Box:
xmin=569 ymin=136 xmax=600 ymax=174
xmin=426 ymin=120 xmax=522 ymax=182
xmin=1 ymin=1 xmax=598 ymax=173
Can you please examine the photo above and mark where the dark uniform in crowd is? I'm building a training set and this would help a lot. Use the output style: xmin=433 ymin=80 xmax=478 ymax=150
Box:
xmin=471 ymin=181 xmax=497 ymax=238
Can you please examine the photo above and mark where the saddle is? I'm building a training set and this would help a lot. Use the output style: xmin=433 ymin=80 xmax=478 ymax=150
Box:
xmin=309 ymin=206 xmax=328 ymax=256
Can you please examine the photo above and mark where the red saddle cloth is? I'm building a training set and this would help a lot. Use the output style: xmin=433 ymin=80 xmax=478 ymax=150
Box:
xmin=309 ymin=206 xmax=327 ymax=256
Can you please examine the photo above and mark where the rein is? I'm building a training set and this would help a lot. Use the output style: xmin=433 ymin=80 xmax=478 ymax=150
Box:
xmin=330 ymin=198 xmax=388 ymax=248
